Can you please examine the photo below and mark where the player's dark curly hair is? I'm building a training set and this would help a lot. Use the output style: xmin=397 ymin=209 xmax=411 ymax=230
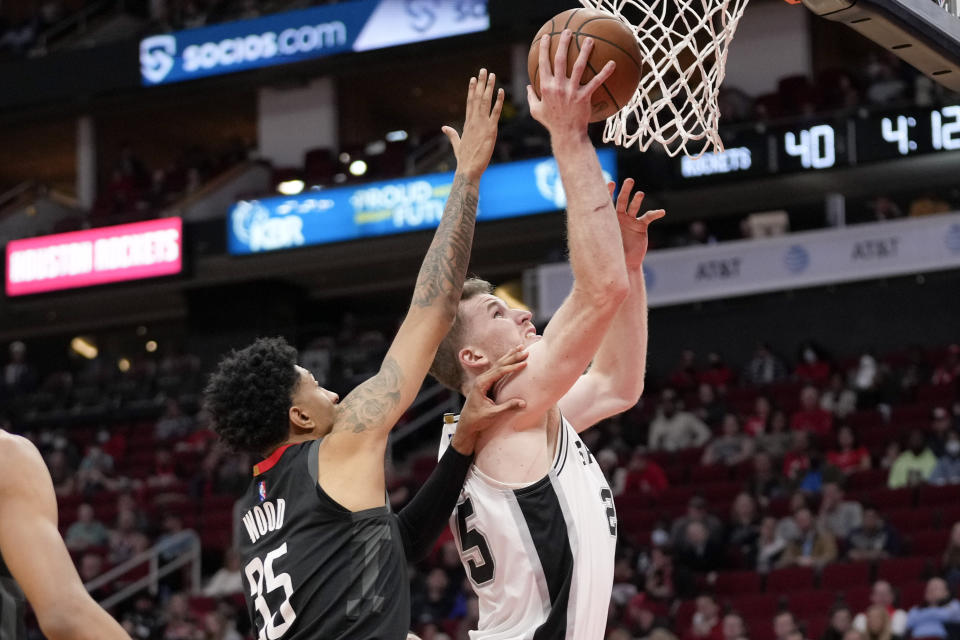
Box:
xmin=204 ymin=336 xmax=300 ymax=454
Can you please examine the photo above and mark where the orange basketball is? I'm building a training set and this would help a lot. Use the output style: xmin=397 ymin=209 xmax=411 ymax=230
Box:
xmin=528 ymin=8 xmax=644 ymax=123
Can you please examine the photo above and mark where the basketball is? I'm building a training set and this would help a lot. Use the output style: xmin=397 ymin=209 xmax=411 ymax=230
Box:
xmin=527 ymin=8 xmax=643 ymax=123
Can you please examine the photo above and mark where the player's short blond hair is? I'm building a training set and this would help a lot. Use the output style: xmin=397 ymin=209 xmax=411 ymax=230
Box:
xmin=429 ymin=278 xmax=493 ymax=392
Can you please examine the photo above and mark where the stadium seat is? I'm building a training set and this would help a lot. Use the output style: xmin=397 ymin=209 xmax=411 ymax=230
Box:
xmin=896 ymin=580 xmax=928 ymax=609
xmin=842 ymin=584 xmax=873 ymax=612
xmin=917 ymin=485 xmax=960 ymax=507
xmin=887 ymin=506 xmax=937 ymax=533
xmin=766 ymin=566 xmax=816 ymax=592
xmin=938 ymin=505 xmax=960 ymax=529
xmin=820 ymin=562 xmax=871 ymax=590
xmin=789 ymin=589 xmax=837 ymax=616
xmin=699 ymin=482 xmax=743 ymax=505
xmin=744 ymin=616 xmax=777 ymax=640
xmin=690 ymin=465 xmax=732 ymax=484
xmin=803 ymin=614 xmax=830 ymax=640
xmin=846 ymin=468 xmax=888 ymax=490
xmin=850 ymin=488 xmax=914 ymax=510
xmin=910 ymin=530 xmax=948 ymax=558
xmin=876 ymin=556 xmax=932 ymax=583
xmin=846 ymin=410 xmax=884 ymax=430
xmin=725 ymin=593 xmax=783 ymax=619
xmin=715 ymin=570 xmax=764 ymax=594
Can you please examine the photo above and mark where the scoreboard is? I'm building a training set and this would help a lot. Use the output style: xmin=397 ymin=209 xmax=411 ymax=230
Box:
xmin=676 ymin=103 xmax=960 ymax=183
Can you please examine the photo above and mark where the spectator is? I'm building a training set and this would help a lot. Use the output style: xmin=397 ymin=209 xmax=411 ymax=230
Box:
xmin=671 ymin=496 xmax=724 ymax=547
xmin=783 ymin=431 xmax=813 ymax=482
xmin=797 ymin=454 xmax=844 ymax=495
xmin=612 ymin=554 xmax=639 ymax=606
xmin=728 ymin=492 xmax=761 ymax=560
xmin=942 ymin=522 xmax=960 ymax=592
xmin=861 ymin=605 xmax=899 ymax=640
xmin=853 ymin=581 xmax=908 ymax=636
xmin=78 ymin=552 xmax=109 ymax=600
xmin=644 ymin=546 xmax=676 ymax=602
xmin=774 ymin=611 xmax=800 ymax=640
xmin=412 ymin=568 xmax=456 ymax=625
xmin=676 ymin=520 xmax=724 ymax=576
xmin=777 ymin=491 xmax=812 ymax=542
xmin=702 ymin=414 xmax=755 ymax=466
xmin=852 ymin=353 xmax=880 ymax=393
xmin=759 ymin=410 xmax=793 ymax=458
xmin=695 ymin=383 xmax=727 ymax=429
xmin=796 ymin=343 xmax=832 ymax=387
xmin=161 ymin=592 xmax=201 ymax=639
xmin=699 ymin=352 xmax=735 ymax=389
xmin=46 ymin=448 xmax=76 ymax=495
xmin=745 ymin=396 xmax=773 ymax=436
xmin=148 ymin=447 xmax=181 ymax=488
xmin=109 ymin=508 xmax=150 ymax=565
xmin=155 ymin=398 xmax=195 ymax=441
xmin=880 ymin=441 xmax=902 ymax=470
xmin=669 ymin=349 xmax=700 ymax=391
xmin=756 ymin=515 xmax=787 ymax=573
xmin=821 ymin=373 xmax=858 ymax=419
xmin=723 ymin=613 xmax=748 ymax=640
xmin=624 ymin=594 xmax=670 ymax=638
xmin=904 ymin=578 xmax=960 ymax=639
xmin=932 ymin=346 xmax=960 ymax=386
xmin=845 ymin=632 xmax=866 ymax=640
xmin=202 ymin=548 xmax=243 ymax=597
xmin=818 ymin=481 xmax=863 ymax=539
xmin=822 ymin=606 xmax=854 ymax=640
xmin=648 ymin=389 xmax=712 ymax=452
xmin=686 ymin=594 xmax=723 ymax=640
xmin=65 ymin=503 xmax=110 ymax=550
xmin=929 ymin=430 xmax=960 ymax=485
xmin=828 ymin=426 xmax=872 ymax=475
xmin=76 ymin=443 xmax=119 ymax=493
xmin=4 ymin=340 xmax=36 ymax=393
xmin=888 ymin=430 xmax=937 ymax=489
xmin=749 ymin=452 xmax=787 ymax=505
xmin=201 ymin=610 xmax=243 ymax=640
xmin=928 ymin=407 xmax=954 ymax=458
xmin=791 ymin=386 xmax=834 ymax=438
xmin=847 ymin=506 xmax=903 ymax=562
xmin=156 ymin=513 xmax=192 ymax=563
xmin=779 ymin=507 xmax=838 ymax=569
xmin=744 ymin=344 xmax=789 ymax=386
xmin=619 ymin=446 xmax=669 ymax=497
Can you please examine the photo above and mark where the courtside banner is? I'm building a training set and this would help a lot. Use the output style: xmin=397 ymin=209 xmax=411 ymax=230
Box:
xmin=6 ymin=218 xmax=183 ymax=296
xmin=140 ymin=0 xmax=489 ymax=85
xmin=226 ymin=150 xmax=617 ymax=255
xmin=529 ymin=212 xmax=960 ymax=315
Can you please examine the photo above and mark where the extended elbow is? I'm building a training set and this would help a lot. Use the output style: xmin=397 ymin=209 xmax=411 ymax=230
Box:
xmin=586 ymin=277 xmax=629 ymax=310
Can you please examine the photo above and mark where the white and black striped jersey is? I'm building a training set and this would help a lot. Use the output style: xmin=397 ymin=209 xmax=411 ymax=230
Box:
xmin=438 ymin=414 xmax=617 ymax=640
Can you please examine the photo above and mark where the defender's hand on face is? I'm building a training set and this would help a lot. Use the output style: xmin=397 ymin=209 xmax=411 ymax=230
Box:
xmin=451 ymin=345 xmax=529 ymax=455
xmin=607 ymin=178 xmax=665 ymax=269
xmin=527 ymin=30 xmax=616 ymax=136
xmin=443 ymin=68 xmax=505 ymax=183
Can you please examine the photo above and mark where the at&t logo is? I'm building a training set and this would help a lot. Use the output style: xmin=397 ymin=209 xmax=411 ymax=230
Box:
xmin=140 ymin=35 xmax=177 ymax=84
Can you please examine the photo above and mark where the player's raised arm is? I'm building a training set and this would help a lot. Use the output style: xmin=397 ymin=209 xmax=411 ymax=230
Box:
xmin=0 ymin=433 xmax=129 ymax=640
xmin=559 ymin=179 xmax=664 ymax=431
xmin=331 ymin=70 xmax=503 ymax=439
xmin=496 ymin=31 xmax=629 ymax=428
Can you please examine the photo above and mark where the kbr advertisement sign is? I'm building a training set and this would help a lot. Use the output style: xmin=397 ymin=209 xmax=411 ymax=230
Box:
xmin=140 ymin=0 xmax=489 ymax=85
xmin=6 ymin=218 xmax=183 ymax=296
xmin=227 ymin=150 xmax=617 ymax=255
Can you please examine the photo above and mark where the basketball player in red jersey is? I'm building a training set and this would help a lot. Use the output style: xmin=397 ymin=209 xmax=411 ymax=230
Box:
xmin=0 ymin=430 xmax=129 ymax=639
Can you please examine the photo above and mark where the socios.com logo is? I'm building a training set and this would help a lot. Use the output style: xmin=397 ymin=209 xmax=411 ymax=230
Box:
xmin=945 ymin=224 xmax=960 ymax=254
xmin=784 ymin=245 xmax=810 ymax=274
xmin=140 ymin=35 xmax=177 ymax=84
xmin=534 ymin=159 xmax=613 ymax=210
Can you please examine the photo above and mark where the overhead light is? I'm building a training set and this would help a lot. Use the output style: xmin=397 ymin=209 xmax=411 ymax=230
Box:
xmin=349 ymin=160 xmax=368 ymax=176
xmin=494 ymin=282 xmax=529 ymax=312
xmin=277 ymin=179 xmax=305 ymax=196
xmin=145 ymin=340 xmax=158 ymax=353
xmin=365 ymin=140 xmax=386 ymax=155
xmin=338 ymin=152 xmax=351 ymax=163
xmin=333 ymin=173 xmax=347 ymax=184
xmin=117 ymin=358 xmax=131 ymax=372
xmin=70 ymin=336 xmax=98 ymax=360
xmin=136 ymin=325 xmax=148 ymax=336
xmin=386 ymin=130 xmax=408 ymax=142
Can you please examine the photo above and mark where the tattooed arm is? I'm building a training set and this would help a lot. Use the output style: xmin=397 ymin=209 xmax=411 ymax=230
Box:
xmin=315 ymin=70 xmax=503 ymax=511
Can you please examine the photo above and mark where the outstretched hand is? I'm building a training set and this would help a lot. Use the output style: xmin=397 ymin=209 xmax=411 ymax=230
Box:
xmin=450 ymin=345 xmax=529 ymax=455
xmin=527 ymin=29 xmax=616 ymax=136
xmin=607 ymin=178 xmax=665 ymax=269
xmin=443 ymin=68 xmax=505 ymax=182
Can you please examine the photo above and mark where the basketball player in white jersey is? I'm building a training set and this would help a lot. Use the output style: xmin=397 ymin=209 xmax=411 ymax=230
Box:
xmin=0 ymin=430 xmax=129 ymax=639
xmin=429 ymin=30 xmax=664 ymax=640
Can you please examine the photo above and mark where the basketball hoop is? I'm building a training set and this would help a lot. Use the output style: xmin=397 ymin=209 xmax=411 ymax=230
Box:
xmin=579 ymin=0 xmax=750 ymax=158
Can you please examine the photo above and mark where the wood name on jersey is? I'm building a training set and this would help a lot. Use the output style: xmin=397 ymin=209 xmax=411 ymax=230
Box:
xmin=242 ymin=499 xmax=287 ymax=544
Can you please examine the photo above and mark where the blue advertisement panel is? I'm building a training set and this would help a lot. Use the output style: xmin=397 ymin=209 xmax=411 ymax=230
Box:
xmin=140 ymin=0 xmax=489 ymax=85
xmin=227 ymin=150 xmax=617 ymax=255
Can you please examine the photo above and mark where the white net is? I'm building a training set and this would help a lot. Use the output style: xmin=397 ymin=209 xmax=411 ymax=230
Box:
xmin=580 ymin=0 xmax=749 ymax=158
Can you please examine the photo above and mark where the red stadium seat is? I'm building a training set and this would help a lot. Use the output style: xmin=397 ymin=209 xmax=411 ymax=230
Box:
xmin=917 ymin=485 xmax=960 ymax=507
xmin=846 ymin=468 xmax=888 ymax=490
xmin=700 ymin=482 xmax=743 ymax=505
xmin=789 ymin=589 xmax=838 ymax=616
xmin=820 ymin=562 xmax=871 ymax=590
xmin=937 ymin=505 xmax=960 ymax=529
xmin=725 ymin=593 xmax=782 ymax=619
xmin=850 ymin=488 xmax=914 ymax=510
xmin=896 ymin=580 xmax=928 ymax=609
xmin=910 ymin=530 xmax=948 ymax=558
xmin=715 ymin=570 xmax=763 ymax=594
xmin=842 ymin=585 xmax=873 ymax=612
xmin=846 ymin=410 xmax=884 ymax=430
xmin=803 ymin=614 xmax=830 ymax=640
xmin=766 ymin=566 xmax=816 ymax=592
xmin=886 ymin=507 xmax=937 ymax=533
xmin=690 ymin=465 xmax=732 ymax=484
xmin=876 ymin=556 xmax=932 ymax=583
xmin=744 ymin=616 xmax=777 ymax=640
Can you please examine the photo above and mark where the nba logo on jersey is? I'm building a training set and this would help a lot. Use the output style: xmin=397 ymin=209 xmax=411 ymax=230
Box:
xmin=258 ymin=481 xmax=266 ymax=502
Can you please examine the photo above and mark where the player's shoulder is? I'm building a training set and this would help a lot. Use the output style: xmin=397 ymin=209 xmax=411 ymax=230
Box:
xmin=0 ymin=431 xmax=47 ymax=491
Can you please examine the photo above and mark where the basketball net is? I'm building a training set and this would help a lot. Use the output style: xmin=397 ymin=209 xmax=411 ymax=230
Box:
xmin=580 ymin=0 xmax=749 ymax=158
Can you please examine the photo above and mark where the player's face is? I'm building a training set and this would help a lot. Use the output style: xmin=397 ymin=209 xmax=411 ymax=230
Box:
xmin=459 ymin=294 xmax=539 ymax=368
xmin=291 ymin=365 xmax=339 ymax=436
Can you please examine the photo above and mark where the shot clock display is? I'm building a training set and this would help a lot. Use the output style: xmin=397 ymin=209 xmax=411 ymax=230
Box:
xmin=677 ymin=103 xmax=960 ymax=183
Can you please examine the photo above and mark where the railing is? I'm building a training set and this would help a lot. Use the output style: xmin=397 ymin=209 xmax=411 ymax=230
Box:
xmin=86 ymin=530 xmax=202 ymax=610
xmin=406 ymin=132 xmax=455 ymax=176
xmin=31 ymin=0 xmax=121 ymax=55
xmin=389 ymin=381 xmax=460 ymax=449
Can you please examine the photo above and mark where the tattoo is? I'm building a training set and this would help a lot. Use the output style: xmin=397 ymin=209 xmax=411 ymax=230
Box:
xmin=336 ymin=357 xmax=404 ymax=434
xmin=411 ymin=174 xmax=479 ymax=309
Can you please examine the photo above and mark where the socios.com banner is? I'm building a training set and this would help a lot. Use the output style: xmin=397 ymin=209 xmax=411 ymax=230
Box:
xmin=6 ymin=218 xmax=183 ymax=296
xmin=227 ymin=150 xmax=617 ymax=255
xmin=140 ymin=0 xmax=489 ymax=85
xmin=529 ymin=212 xmax=960 ymax=314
